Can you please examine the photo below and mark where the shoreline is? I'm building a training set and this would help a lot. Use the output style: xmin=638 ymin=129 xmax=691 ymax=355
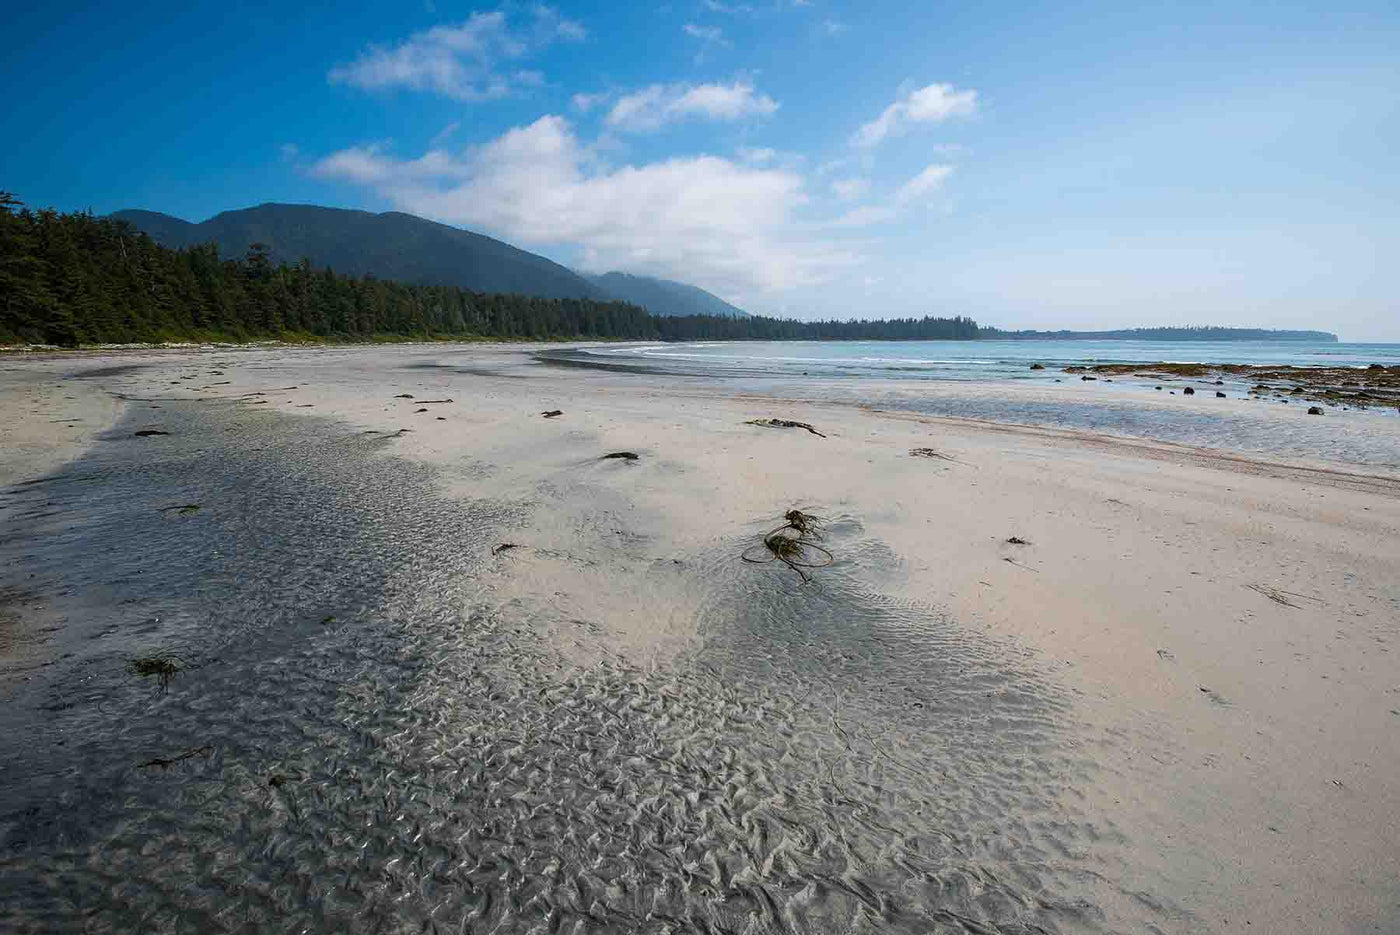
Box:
xmin=3 ymin=342 xmax=1398 ymax=932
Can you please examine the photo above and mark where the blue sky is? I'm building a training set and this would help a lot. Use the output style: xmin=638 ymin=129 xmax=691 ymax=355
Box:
xmin=3 ymin=1 xmax=1397 ymax=339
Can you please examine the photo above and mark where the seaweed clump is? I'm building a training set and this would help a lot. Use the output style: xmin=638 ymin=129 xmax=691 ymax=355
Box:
xmin=745 ymin=418 xmax=826 ymax=437
xmin=742 ymin=509 xmax=833 ymax=582
xmin=126 ymin=653 xmax=184 ymax=694
xmin=138 ymin=745 xmax=213 ymax=770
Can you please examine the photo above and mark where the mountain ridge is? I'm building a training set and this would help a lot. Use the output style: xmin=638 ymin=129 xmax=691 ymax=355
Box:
xmin=579 ymin=271 xmax=748 ymax=319
xmin=109 ymin=203 xmax=606 ymax=302
xmin=109 ymin=203 xmax=750 ymax=317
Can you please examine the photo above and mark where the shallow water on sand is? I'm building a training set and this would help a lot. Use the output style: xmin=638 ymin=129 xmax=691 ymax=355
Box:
xmin=535 ymin=347 xmax=1400 ymax=470
xmin=1 ymin=401 xmax=1174 ymax=933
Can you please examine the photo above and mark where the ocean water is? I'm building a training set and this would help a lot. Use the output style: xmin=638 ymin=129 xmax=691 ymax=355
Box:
xmin=582 ymin=338 xmax=1400 ymax=382
xmin=538 ymin=339 xmax=1400 ymax=470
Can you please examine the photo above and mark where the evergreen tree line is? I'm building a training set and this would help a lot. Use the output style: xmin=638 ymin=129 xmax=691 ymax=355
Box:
xmin=1 ymin=195 xmax=981 ymax=346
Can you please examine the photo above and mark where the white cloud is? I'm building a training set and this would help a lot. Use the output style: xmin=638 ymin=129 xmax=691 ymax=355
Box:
xmin=313 ymin=144 xmax=473 ymax=184
xmin=314 ymin=115 xmax=856 ymax=297
xmin=571 ymin=90 xmax=612 ymax=112
xmin=736 ymin=146 xmax=808 ymax=172
xmin=830 ymin=176 xmax=870 ymax=201
xmin=895 ymin=163 xmax=953 ymax=203
xmin=852 ymin=82 xmax=977 ymax=148
xmin=430 ymin=121 xmax=460 ymax=147
xmin=328 ymin=7 xmax=583 ymax=101
xmin=314 ymin=145 xmax=392 ymax=183
xmin=829 ymin=205 xmax=898 ymax=228
xmin=605 ymin=80 xmax=778 ymax=132
xmin=683 ymin=22 xmax=731 ymax=61
xmin=532 ymin=4 xmax=587 ymax=41
xmin=703 ymin=0 xmax=757 ymax=13
xmin=822 ymin=19 xmax=848 ymax=36
xmin=684 ymin=23 xmax=724 ymax=41
xmin=820 ymin=164 xmax=951 ymax=228
xmin=279 ymin=143 xmax=300 ymax=162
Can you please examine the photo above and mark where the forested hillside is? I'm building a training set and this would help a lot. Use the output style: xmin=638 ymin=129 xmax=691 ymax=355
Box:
xmin=110 ymin=203 xmax=607 ymax=301
xmin=0 ymin=196 xmax=980 ymax=346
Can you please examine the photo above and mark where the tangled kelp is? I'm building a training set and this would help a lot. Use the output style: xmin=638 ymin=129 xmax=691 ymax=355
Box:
xmin=137 ymin=745 xmax=213 ymax=770
xmin=1246 ymin=583 xmax=1324 ymax=608
xmin=741 ymin=509 xmax=834 ymax=582
xmin=910 ymin=447 xmax=960 ymax=463
xmin=744 ymin=418 xmax=827 ymax=437
xmin=125 ymin=653 xmax=185 ymax=695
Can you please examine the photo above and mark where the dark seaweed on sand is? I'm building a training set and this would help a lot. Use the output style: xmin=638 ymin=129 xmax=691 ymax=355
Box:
xmin=742 ymin=509 xmax=833 ymax=582
xmin=745 ymin=418 xmax=826 ymax=437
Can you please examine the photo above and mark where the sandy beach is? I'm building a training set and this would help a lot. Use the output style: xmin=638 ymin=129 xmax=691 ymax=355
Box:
xmin=2 ymin=342 xmax=1398 ymax=934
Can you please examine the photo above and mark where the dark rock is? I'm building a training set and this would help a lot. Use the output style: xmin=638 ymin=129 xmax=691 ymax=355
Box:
xmin=1183 ymin=387 xmax=1195 ymax=395
xmin=1215 ymin=380 xmax=1224 ymax=385
xmin=394 ymin=394 xmax=414 ymax=398
xmin=1216 ymin=391 xmax=1226 ymax=398
xmin=133 ymin=429 xmax=169 ymax=437
xmin=1308 ymin=406 xmax=1324 ymax=415
xmin=1081 ymin=375 xmax=1096 ymax=381
xmin=1030 ymin=363 xmax=1045 ymax=370
xmin=541 ymin=410 xmax=563 ymax=418
xmin=601 ymin=451 xmax=639 ymax=461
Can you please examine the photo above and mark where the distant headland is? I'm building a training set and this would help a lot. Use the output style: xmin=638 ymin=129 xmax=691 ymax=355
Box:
xmin=979 ymin=326 xmax=1338 ymax=343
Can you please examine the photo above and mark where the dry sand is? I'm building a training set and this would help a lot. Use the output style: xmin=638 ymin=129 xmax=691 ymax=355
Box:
xmin=2 ymin=342 xmax=1398 ymax=933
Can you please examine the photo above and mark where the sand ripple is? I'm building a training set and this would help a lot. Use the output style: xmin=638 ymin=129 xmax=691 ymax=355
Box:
xmin=0 ymin=402 xmax=1171 ymax=933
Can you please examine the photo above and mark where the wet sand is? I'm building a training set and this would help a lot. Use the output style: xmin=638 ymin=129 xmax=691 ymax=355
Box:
xmin=2 ymin=343 xmax=1398 ymax=933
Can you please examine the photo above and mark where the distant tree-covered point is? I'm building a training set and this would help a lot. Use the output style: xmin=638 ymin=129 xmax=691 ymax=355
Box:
xmin=1 ymin=196 xmax=979 ymax=346
xmin=981 ymin=326 xmax=1339 ymax=342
